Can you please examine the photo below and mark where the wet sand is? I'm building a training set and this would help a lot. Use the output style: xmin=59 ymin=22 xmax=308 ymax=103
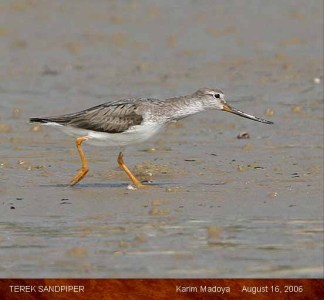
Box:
xmin=0 ymin=0 xmax=323 ymax=277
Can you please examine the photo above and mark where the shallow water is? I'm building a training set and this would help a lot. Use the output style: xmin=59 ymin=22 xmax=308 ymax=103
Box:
xmin=0 ymin=0 xmax=323 ymax=278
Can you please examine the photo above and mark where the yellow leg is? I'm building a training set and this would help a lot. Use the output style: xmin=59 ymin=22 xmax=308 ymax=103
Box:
xmin=117 ymin=152 xmax=150 ymax=189
xmin=70 ymin=137 xmax=89 ymax=186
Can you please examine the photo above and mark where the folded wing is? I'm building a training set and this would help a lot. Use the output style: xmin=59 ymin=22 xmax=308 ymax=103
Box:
xmin=30 ymin=101 xmax=144 ymax=134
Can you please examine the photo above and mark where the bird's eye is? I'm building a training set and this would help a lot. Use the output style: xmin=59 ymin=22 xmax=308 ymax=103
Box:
xmin=214 ymin=93 xmax=221 ymax=99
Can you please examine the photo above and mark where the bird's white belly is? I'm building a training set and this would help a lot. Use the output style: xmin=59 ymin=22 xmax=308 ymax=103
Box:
xmin=60 ymin=121 xmax=165 ymax=146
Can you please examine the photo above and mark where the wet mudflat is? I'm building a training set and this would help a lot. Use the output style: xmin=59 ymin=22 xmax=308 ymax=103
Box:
xmin=0 ymin=0 xmax=323 ymax=277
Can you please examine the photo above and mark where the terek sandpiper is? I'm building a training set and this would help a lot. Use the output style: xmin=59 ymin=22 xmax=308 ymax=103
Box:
xmin=30 ymin=88 xmax=273 ymax=188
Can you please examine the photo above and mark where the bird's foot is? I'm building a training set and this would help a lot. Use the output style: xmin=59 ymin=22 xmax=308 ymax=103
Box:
xmin=69 ymin=168 xmax=89 ymax=186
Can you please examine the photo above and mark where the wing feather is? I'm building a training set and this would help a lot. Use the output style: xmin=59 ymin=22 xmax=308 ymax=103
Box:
xmin=31 ymin=101 xmax=146 ymax=133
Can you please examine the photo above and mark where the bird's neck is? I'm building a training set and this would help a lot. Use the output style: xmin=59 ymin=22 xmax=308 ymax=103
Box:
xmin=163 ymin=96 xmax=205 ymax=121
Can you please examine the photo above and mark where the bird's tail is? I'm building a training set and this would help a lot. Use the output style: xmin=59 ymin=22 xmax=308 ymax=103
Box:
xmin=29 ymin=117 xmax=51 ymax=124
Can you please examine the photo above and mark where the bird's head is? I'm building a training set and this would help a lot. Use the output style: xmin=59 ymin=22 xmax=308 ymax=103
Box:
xmin=193 ymin=88 xmax=273 ymax=124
